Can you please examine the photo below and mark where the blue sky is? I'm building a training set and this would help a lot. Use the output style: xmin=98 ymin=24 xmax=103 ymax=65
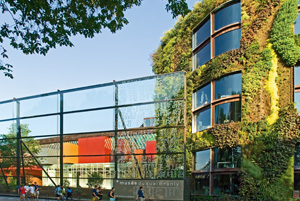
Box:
xmin=0 ymin=0 xmax=198 ymax=101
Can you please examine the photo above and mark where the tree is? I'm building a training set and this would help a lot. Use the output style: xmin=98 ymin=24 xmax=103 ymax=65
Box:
xmin=0 ymin=0 xmax=189 ymax=78
xmin=86 ymin=172 xmax=103 ymax=188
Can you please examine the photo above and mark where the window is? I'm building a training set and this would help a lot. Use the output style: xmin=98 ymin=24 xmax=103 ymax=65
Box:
xmin=213 ymin=174 xmax=239 ymax=195
xmin=214 ymin=146 xmax=241 ymax=169
xmin=193 ymin=146 xmax=241 ymax=196
xmin=192 ymin=72 xmax=242 ymax=133
xmin=192 ymin=1 xmax=241 ymax=70
xmin=295 ymin=67 xmax=300 ymax=113
xmin=195 ymin=149 xmax=211 ymax=171
xmin=295 ymin=14 xmax=300 ymax=35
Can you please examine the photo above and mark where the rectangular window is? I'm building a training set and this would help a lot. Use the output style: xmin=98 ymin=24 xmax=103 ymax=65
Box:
xmin=195 ymin=174 xmax=210 ymax=195
xmin=295 ymin=67 xmax=300 ymax=86
xmin=214 ymin=100 xmax=241 ymax=125
xmin=214 ymin=2 xmax=241 ymax=31
xmin=295 ymin=144 xmax=300 ymax=167
xmin=194 ymin=19 xmax=211 ymax=48
xmin=213 ymin=174 xmax=239 ymax=195
xmin=195 ymin=149 xmax=211 ymax=171
xmin=215 ymin=29 xmax=241 ymax=57
xmin=195 ymin=42 xmax=211 ymax=69
xmin=195 ymin=108 xmax=211 ymax=132
xmin=295 ymin=13 xmax=300 ymax=35
xmin=194 ymin=84 xmax=211 ymax=109
xmin=213 ymin=146 xmax=241 ymax=169
xmin=296 ymin=93 xmax=300 ymax=113
xmin=214 ymin=73 xmax=242 ymax=100
xmin=295 ymin=173 xmax=300 ymax=190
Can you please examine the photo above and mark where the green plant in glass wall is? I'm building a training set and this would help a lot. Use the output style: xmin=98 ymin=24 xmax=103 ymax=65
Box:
xmin=86 ymin=172 xmax=104 ymax=188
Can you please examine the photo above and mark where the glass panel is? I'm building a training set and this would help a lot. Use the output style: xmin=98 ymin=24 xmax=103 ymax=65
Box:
xmin=295 ymin=173 xmax=300 ymax=190
xmin=194 ymin=84 xmax=211 ymax=109
xmin=215 ymin=73 xmax=242 ymax=100
xmin=295 ymin=67 xmax=300 ymax=86
xmin=214 ymin=101 xmax=241 ymax=125
xmin=195 ymin=108 xmax=211 ymax=132
xmin=60 ymin=178 xmax=113 ymax=189
xmin=195 ymin=42 xmax=211 ymax=69
xmin=296 ymin=93 xmax=300 ymax=114
xmin=21 ymin=116 xmax=59 ymax=137
xmin=195 ymin=149 xmax=210 ymax=171
xmin=295 ymin=144 xmax=300 ymax=167
xmin=118 ymin=100 xmax=184 ymax=129
xmin=0 ymin=138 xmax=17 ymax=169
xmin=117 ymin=154 xmax=184 ymax=179
xmin=214 ymin=2 xmax=241 ymax=31
xmin=214 ymin=146 xmax=241 ymax=169
xmin=0 ymin=102 xmax=15 ymax=120
xmin=194 ymin=19 xmax=211 ymax=48
xmin=19 ymin=95 xmax=58 ymax=117
xmin=0 ymin=121 xmax=16 ymax=139
xmin=213 ymin=174 xmax=239 ymax=195
xmin=64 ymin=85 xmax=114 ymax=112
xmin=118 ymin=72 xmax=184 ymax=105
xmin=194 ymin=174 xmax=210 ymax=195
xmin=64 ymin=109 xmax=114 ymax=134
xmin=295 ymin=13 xmax=300 ymax=35
xmin=215 ymin=29 xmax=241 ymax=57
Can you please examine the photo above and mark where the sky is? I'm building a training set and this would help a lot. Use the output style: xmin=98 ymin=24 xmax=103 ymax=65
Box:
xmin=0 ymin=0 xmax=199 ymax=101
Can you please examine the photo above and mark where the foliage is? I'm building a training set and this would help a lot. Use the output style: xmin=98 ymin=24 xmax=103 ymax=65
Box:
xmin=0 ymin=0 xmax=191 ymax=78
xmin=86 ymin=172 xmax=103 ymax=188
xmin=270 ymin=0 xmax=300 ymax=66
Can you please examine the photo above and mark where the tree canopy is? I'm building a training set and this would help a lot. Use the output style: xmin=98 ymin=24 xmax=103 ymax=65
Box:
xmin=0 ymin=0 xmax=189 ymax=78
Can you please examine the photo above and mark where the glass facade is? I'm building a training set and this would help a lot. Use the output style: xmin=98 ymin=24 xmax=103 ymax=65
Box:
xmin=192 ymin=1 xmax=241 ymax=70
xmin=214 ymin=147 xmax=241 ymax=169
xmin=195 ymin=109 xmax=211 ymax=132
xmin=213 ymin=174 xmax=239 ymax=195
xmin=295 ymin=13 xmax=300 ymax=35
xmin=214 ymin=101 xmax=241 ymax=125
xmin=0 ymin=72 xmax=186 ymax=198
xmin=194 ymin=84 xmax=211 ymax=109
xmin=195 ymin=149 xmax=210 ymax=171
xmin=214 ymin=2 xmax=241 ymax=31
xmin=214 ymin=73 xmax=242 ymax=100
xmin=295 ymin=67 xmax=300 ymax=113
xmin=215 ymin=29 xmax=241 ymax=57
xmin=195 ymin=174 xmax=210 ymax=195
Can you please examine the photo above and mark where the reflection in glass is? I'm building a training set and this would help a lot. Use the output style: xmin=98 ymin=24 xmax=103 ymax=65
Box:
xmin=295 ymin=93 xmax=300 ymax=114
xmin=195 ymin=109 xmax=211 ymax=132
xmin=195 ymin=149 xmax=210 ymax=171
xmin=20 ymin=95 xmax=58 ymax=117
xmin=295 ymin=13 xmax=300 ymax=35
xmin=0 ymin=121 xmax=16 ymax=138
xmin=295 ymin=144 xmax=300 ymax=167
xmin=215 ymin=101 xmax=241 ymax=125
xmin=0 ymin=102 xmax=15 ymax=120
xmin=64 ymin=86 xmax=114 ymax=112
xmin=64 ymin=109 xmax=114 ymax=134
xmin=195 ymin=174 xmax=210 ymax=195
xmin=295 ymin=173 xmax=300 ymax=190
xmin=215 ymin=73 xmax=242 ymax=100
xmin=213 ymin=174 xmax=239 ymax=195
xmin=194 ymin=84 xmax=211 ymax=109
xmin=215 ymin=29 xmax=241 ymax=57
xmin=214 ymin=2 xmax=241 ymax=31
xmin=295 ymin=67 xmax=300 ymax=86
xmin=21 ymin=116 xmax=59 ymax=137
xmin=194 ymin=19 xmax=211 ymax=48
xmin=214 ymin=146 xmax=241 ymax=168
xmin=195 ymin=42 xmax=211 ymax=69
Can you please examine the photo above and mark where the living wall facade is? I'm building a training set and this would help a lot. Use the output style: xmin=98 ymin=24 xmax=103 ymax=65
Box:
xmin=152 ymin=0 xmax=300 ymax=200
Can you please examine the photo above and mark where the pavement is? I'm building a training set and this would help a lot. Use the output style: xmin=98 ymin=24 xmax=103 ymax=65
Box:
xmin=0 ymin=196 xmax=50 ymax=201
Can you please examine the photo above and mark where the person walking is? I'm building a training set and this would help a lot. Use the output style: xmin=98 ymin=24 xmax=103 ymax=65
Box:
xmin=97 ymin=186 xmax=103 ymax=201
xmin=92 ymin=185 xmax=100 ymax=200
xmin=29 ymin=184 xmax=36 ymax=201
xmin=66 ymin=187 xmax=73 ymax=200
xmin=55 ymin=185 xmax=63 ymax=201
xmin=136 ymin=186 xmax=145 ymax=201
xmin=108 ymin=187 xmax=116 ymax=201
xmin=19 ymin=184 xmax=26 ymax=201
xmin=24 ymin=183 xmax=30 ymax=201
xmin=34 ymin=182 xmax=39 ymax=201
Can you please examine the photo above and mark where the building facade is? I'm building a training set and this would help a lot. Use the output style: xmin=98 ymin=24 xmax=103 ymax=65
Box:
xmin=152 ymin=0 xmax=300 ymax=200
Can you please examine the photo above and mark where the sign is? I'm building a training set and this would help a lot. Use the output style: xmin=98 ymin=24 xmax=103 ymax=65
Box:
xmin=114 ymin=179 xmax=184 ymax=200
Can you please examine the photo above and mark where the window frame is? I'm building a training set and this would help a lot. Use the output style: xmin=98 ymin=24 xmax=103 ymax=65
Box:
xmin=192 ymin=71 xmax=242 ymax=133
xmin=192 ymin=0 xmax=241 ymax=70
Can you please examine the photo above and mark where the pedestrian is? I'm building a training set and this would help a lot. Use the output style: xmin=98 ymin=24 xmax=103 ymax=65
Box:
xmin=61 ymin=186 xmax=66 ymax=200
xmin=108 ymin=187 xmax=116 ymax=201
xmin=29 ymin=184 xmax=36 ymax=201
xmin=19 ymin=184 xmax=26 ymax=201
xmin=66 ymin=187 xmax=73 ymax=200
xmin=34 ymin=182 xmax=39 ymax=201
xmin=136 ymin=186 xmax=145 ymax=201
xmin=92 ymin=185 xmax=100 ymax=200
xmin=97 ymin=186 xmax=103 ymax=201
xmin=24 ymin=183 xmax=30 ymax=201
xmin=55 ymin=185 xmax=63 ymax=201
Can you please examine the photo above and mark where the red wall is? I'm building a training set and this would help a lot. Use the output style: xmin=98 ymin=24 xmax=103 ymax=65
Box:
xmin=78 ymin=136 xmax=111 ymax=163
xmin=146 ymin=141 xmax=157 ymax=161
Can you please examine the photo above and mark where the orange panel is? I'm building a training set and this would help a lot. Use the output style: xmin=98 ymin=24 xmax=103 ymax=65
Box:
xmin=146 ymin=141 xmax=157 ymax=161
xmin=135 ymin=149 xmax=144 ymax=162
xmin=63 ymin=143 xmax=78 ymax=164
